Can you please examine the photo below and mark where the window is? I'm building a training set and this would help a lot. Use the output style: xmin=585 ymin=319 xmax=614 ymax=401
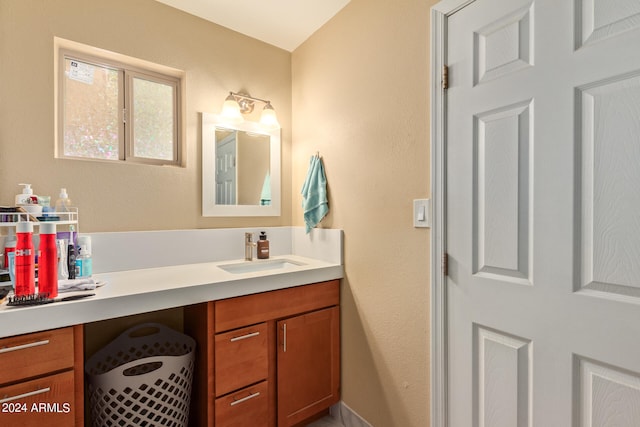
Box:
xmin=58 ymin=45 xmax=182 ymax=166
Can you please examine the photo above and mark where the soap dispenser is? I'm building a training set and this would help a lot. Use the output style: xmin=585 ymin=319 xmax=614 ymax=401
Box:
xmin=257 ymin=231 xmax=269 ymax=259
xmin=54 ymin=188 xmax=72 ymax=212
xmin=15 ymin=183 xmax=37 ymax=205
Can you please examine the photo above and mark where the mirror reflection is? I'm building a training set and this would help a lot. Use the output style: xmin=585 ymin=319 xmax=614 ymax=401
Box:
xmin=215 ymin=128 xmax=271 ymax=205
xmin=202 ymin=113 xmax=281 ymax=217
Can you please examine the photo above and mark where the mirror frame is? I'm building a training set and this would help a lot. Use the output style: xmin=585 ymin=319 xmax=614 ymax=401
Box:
xmin=201 ymin=112 xmax=281 ymax=216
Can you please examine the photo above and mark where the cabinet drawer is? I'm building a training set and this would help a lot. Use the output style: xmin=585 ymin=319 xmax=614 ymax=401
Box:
xmin=215 ymin=280 xmax=340 ymax=332
xmin=0 ymin=370 xmax=76 ymax=427
xmin=0 ymin=327 xmax=75 ymax=386
xmin=215 ymin=381 xmax=268 ymax=427
xmin=215 ymin=323 xmax=268 ymax=396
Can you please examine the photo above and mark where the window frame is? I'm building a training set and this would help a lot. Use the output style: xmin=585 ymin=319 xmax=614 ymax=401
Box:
xmin=125 ymin=70 xmax=181 ymax=165
xmin=57 ymin=45 xmax=183 ymax=166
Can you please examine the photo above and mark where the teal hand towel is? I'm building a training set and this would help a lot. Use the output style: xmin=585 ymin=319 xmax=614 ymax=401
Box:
xmin=301 ymin=155 xmax=329 ymax=233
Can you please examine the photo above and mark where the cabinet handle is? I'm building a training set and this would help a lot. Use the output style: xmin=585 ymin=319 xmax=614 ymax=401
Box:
xmin=230 ymin=391 xmax=260 ymax=406
xmin=283 ymin=323 xmax=287 ymax=353
xmin=230 ymin=331 xmax=260 ymax=342
xmin=0 ymin=339 xmax=49 ymax=354
xmin=0 ymin=387 xmax=51 ymax=403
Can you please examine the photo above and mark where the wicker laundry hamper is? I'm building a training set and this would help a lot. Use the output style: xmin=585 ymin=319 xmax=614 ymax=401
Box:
xmin=85 ymin=323 xmax=196 ymax=427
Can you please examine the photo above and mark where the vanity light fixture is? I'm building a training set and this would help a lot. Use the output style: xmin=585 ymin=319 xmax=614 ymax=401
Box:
xmin=220 ymin=91 xmax=280 ymax=130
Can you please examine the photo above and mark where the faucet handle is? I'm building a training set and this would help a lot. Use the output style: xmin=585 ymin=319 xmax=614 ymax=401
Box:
xmin=245 ymin=232 xmax=253 ymax=242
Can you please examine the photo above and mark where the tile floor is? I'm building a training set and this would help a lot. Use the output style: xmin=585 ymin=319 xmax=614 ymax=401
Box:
xmin=305 ymin=415 xmax=345 ymax=427
xmin=304 ymin=403 xmax=370 ymax=427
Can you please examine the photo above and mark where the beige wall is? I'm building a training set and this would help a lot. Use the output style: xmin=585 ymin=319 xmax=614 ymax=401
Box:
xmin=292 ymin=0 xmax=435 ymax=425
xmin=0 ymin=0 xmax=292 ymax=231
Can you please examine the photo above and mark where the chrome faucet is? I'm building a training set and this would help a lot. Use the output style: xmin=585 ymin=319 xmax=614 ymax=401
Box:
xmin=245 ymin=232 xmax=256 ymax=261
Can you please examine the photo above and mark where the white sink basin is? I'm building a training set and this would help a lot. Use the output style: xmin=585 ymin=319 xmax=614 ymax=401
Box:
xmin=218 ymin=258 xmax=306 ymax=274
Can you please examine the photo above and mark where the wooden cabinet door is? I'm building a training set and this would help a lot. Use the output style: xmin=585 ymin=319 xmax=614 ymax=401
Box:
xmin=276 ymin=306 xmax=340 ymax=427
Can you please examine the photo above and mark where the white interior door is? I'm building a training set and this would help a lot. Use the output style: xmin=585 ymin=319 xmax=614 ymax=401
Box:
xmin=439 ymin=0 xmax=640 ymax=425
xmin=215 ymin=133 xmax=237 ymax=205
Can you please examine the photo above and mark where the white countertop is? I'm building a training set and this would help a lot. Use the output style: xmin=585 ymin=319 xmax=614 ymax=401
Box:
xmin=0 ymin=254 xmax=343 ymax=338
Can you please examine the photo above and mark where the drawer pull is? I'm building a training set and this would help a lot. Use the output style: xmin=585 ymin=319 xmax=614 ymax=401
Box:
xmin=1 ymin=387 xmax=51 ymax=404
xmin=230 ymin=331 xmax=260 ymax=342
xmin=283 ymin=323 xmax=287 ymax=353
xmin=0 ymin=339 xmax=50 ymax=354
xmin=230 ymin=391 xmax=260 ymax=406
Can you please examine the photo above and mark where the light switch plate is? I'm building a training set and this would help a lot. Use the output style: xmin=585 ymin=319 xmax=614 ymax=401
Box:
xmin=413 ymin=199 xmax=431 ymax=228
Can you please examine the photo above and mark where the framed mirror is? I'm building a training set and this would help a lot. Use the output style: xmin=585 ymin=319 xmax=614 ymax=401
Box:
xmin=202 ymin=112 xmax=281 ymax=216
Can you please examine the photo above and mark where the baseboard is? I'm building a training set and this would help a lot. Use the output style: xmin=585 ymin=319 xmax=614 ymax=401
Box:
xmin=330 ymin=402 xmax=372 ymax=427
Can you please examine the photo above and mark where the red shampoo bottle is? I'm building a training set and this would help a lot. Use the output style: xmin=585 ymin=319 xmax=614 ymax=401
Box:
xmin=38 ymin=223 xmax=58 ymax=298
xmin=15 ymin=222 xmax=35 ymax=296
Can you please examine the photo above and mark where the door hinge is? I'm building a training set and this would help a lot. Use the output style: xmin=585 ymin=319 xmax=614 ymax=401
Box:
xmin=123 ymin=108 xmax=127 ymax=124
xmin=442 ymin=65 xmax=449 ymax=90
xmin=442 ymin=253 xmax=449 ymax=276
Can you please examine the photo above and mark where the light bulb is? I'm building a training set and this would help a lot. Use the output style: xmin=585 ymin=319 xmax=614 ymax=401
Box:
xmin=221 ymin=93 xmax=243 ymax=123
xmin=260 ymin=103 xmax=280 ymax=130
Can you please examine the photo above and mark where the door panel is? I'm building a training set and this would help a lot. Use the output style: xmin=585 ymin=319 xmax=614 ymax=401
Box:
xmin=577 ymin=357 xmax=640 ymax=427
xmin=473 ymin=100 xmax=532 ymax=284
xmin=577 ymin=0 xmax=640 ymax=48
xmin=474 ymin=325 xmax=532 ymax=427
xmin=473 ymin=4 xmax=533 ymax=85
xmin=578 ymin=74 xmax=640 ymax=297
xmin=444 ymin=0 xmax=640 ymax=426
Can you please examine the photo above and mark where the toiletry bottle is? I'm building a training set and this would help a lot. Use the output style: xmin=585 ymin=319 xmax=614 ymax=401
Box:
xmin=38 ymin=223 xmax=58 ymax=298
xmin=57 ymin=239 xmax=68 ymax=280
xmin=67 ymin=228 xmax=76 ymax=280
xmin=257 ymin=231 xmax=270 ymax=259
xmin=3 ymin=228 xmax=16 ymax=269
xmin=75 ymin=235 xmax=92 ymax=278
xmin=38 ymin=195 xmax=53 ymax=217
xmin=15 ymin=222 xmax=35 ymax=296
xmin=15 ymin=183 xmax=37 ymax=206
xmin=54 ymin=188 xmax=72 ymax=213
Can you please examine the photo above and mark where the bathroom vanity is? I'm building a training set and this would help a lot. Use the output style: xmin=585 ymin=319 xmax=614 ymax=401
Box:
xmin=185 ymin=279 xmax=340 ymax=427
xmin=0 ymin=227 xmax=343 ymax=427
